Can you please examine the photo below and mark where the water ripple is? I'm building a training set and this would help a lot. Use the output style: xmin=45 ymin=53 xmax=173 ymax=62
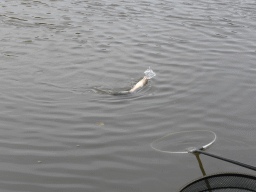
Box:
xmin=1 ymin=0 xmax=256 ymax=191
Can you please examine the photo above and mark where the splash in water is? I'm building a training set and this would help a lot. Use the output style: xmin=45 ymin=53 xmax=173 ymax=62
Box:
xmin=144 ymin=66 xmax=156 ymax=79
xmin=94 ymin=67 xmax=156 ymax=95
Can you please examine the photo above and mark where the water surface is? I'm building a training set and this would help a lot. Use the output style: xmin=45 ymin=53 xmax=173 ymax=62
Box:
xmin=1 ymin=0 xmax=256 ymax=191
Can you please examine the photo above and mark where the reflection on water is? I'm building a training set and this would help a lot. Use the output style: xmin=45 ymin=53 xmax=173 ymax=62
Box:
xmin=194 ymin=154 xmax=207 ymax=176
xmin=1 ymin=0 xmax=256 ymax=191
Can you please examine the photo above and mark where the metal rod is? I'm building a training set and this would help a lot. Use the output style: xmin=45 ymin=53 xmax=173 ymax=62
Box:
xmin=194 ymin=149 xmax=256 ymax=172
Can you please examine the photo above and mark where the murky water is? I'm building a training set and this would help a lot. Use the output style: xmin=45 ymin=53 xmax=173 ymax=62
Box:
xmin=1 ymin=0 xmax=256 ymax=191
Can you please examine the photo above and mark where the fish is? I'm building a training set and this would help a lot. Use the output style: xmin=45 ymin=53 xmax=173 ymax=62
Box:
xmin=129 ymin=76 xmax=148 ymax=93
